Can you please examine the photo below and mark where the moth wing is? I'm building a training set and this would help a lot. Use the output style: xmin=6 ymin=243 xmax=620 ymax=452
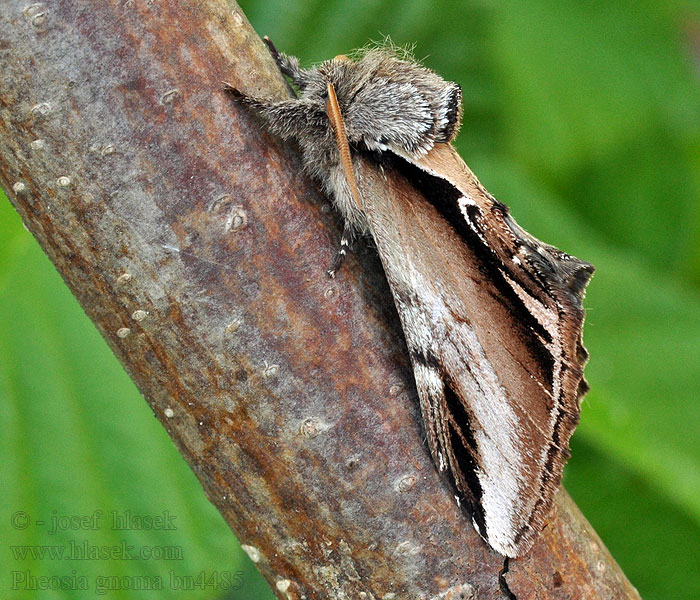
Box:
xmin=358 ymin=144 xmax=593 ymax=557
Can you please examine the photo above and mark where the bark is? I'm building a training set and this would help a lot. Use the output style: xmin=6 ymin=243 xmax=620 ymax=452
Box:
xmin=0 ymin=2 xmax=641 ymax=599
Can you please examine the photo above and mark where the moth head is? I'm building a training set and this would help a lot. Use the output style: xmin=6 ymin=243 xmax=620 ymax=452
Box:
xmin=297 ymin=48 xmax=463 ymax=159
xmin=323 ymin=49 xmax=463 ymax=157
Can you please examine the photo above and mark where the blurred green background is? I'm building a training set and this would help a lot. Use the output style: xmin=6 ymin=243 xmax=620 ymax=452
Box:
xmin=2 ymin=1 xmax=699 ymax=598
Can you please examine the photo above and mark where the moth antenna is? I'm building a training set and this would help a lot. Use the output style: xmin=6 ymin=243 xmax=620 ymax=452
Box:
xmin=325 ymin=81 xmax=363 ymax=210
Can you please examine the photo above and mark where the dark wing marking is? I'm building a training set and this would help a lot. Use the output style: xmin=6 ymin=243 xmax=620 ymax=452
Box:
xmin=358 ymin=144 xmax=592 ymax=557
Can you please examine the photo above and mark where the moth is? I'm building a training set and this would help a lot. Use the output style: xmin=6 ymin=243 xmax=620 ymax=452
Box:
xmin=226 ymin=38 xmax=593 ymax=557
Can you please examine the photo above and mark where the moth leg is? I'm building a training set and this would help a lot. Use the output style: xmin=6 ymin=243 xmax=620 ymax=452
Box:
xmin=327 ymin=221 xmax=353 ymax=278
xmin=224 ymin=86 xmax=325 ymax=139
xmin=263 ymin=36 xmax=312 ymax=89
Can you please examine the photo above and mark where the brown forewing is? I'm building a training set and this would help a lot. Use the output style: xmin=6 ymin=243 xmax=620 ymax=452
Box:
xmin=357 ymin=143 xmax=593 ymax=556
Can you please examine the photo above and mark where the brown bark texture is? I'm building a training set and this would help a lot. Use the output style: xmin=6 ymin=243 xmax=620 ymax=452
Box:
xmin=0 ymin=2 xmax=642 ymax=599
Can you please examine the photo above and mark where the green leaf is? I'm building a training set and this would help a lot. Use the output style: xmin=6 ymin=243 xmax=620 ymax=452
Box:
xmin=488 ymin=0 xmax=700 ymax=281
xmin=566 ymin=437 xmax=700 ymax=600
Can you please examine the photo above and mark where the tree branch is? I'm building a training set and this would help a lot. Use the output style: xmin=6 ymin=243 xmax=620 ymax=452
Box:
xmin=0 ymin=1 xmax=641 ymax=598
